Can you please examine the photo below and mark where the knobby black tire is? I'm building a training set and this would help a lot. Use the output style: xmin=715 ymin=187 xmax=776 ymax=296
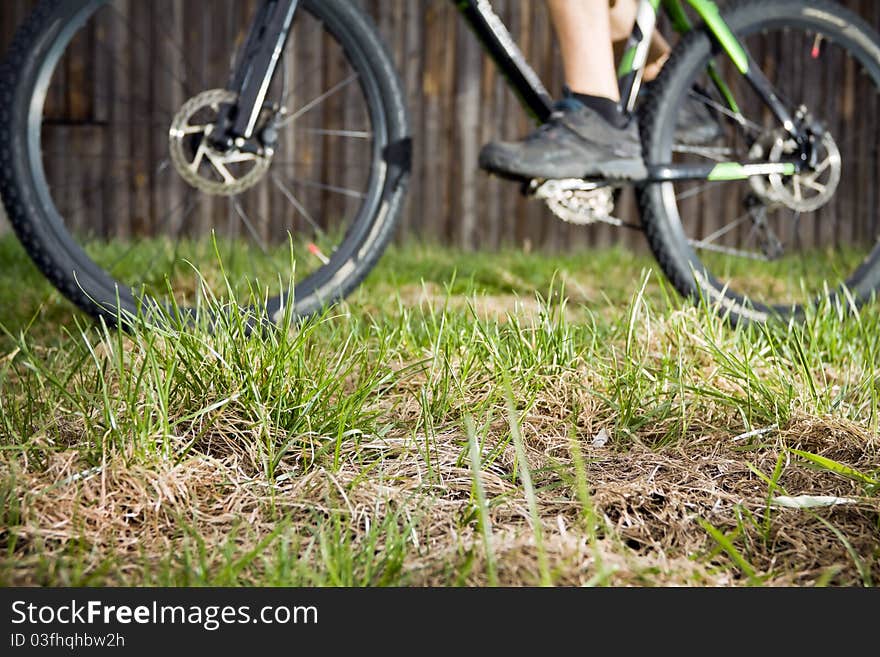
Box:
xmin=0 ymin=0 xmax=411 ymax=329
xmin=637 ymin=0 xmax=880 ymax=325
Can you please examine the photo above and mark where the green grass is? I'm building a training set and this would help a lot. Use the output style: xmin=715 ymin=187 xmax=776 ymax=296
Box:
xmin=0 ymin=234 xmax=878 ymax=586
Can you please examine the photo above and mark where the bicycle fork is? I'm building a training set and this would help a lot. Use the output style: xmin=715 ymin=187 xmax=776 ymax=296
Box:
xmin=210 ymin=0 xmax=300 ymax=151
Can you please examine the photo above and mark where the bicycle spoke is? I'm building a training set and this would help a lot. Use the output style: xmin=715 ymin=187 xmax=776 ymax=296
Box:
xmin=792 ymin=211 xmax=803 ymax=250
xmin=675 ymin=181 xmax=722 ymax=202
xmin=124 ymin=195 xmax=202 ymax=281
xmin=84 ymin=92 xmax=177 ymax=120
xmin=691 ymin=92 xmax=765 ymax=135
xmin=690 ymin=210 xmax=753 ymax=250
xmin=26 ymin=0 xmax=390 ymax=318
xmin=687 ymin=240 xmax=770 ymax=261
xmin=108 ymin=5 xmax=195 ymax=99
xmin=103 ymin=192 xmax=199 ymax=274
xmin=659 ymin=24 xmax=872 ymax=310
xmin=295 ymin=128 xmax=372 ymax=139
xmin=152 ymin=6 xmax=205 ymax=94
xmin=286 ymin=176 xmax=365 ymax=200
xmin=57 ymin=187 xmax=130 ymax=237
xmin=47 ymin=172 xmax=130 ymax=189
xmin=270 ymin=172 xmax=326 ymax=238
xmin=43 ymin=153 xmax=174 ymax=177
xmin=793 ymin=211 xmax=810 ymax=285
xmin=272 ymin=160 xmax=374 ymax=171
xmin=672 ymin=145 xmax=735 ymax=162
xmin=40 ymin=154 xmax=140 ymax=163
xmin=232 ymin=198 xmax=269 ymax=255
xmin=282 ymin=74 xmax=360 ymax=124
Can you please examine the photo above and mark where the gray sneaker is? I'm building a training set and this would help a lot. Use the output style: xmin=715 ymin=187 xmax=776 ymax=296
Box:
xmin=642 ymin=81 xmax=724 ymax=145
xmin=677 ymin=87 xmax=724 ymax=145
xmin=478 ymin=97 xmax=647 ymax=181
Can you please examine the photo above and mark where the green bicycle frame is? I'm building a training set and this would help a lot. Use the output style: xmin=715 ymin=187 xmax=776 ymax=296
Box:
xmin=618 ymin=0 xmax=746 ymax=109
xmin=616 ymin=0 xmax=802 ymax=183
xmin=454 ymin=0 xmax=803 ymax=183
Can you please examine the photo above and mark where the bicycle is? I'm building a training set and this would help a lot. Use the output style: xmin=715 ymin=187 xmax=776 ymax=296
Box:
xmin=0 ymin=0 xmax=878 ymax=328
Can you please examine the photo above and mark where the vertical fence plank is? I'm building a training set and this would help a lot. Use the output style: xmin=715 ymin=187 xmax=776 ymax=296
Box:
xmin=401 ymin=0 xmax=425 ymax=241
xmin=454 ymin=5 xmax=481 ymax=250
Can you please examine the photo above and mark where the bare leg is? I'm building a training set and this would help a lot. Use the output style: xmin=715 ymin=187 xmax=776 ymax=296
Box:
xmin=643 ymin=35 xmax=671 ymax=81
xmin=547 ymin=0 xmax=619 ymax=101
xmin=479 ymin=0 xmax=649 ymax=180
xmin=609 ymin=0 xmax=671 ymax=81
xmin=609 ymin=0 xmax=638 ymax=41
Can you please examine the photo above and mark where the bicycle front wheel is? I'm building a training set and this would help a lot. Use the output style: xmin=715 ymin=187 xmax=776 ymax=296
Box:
xmin=638 ymin=0 xmax=880 ymax=324
xmin=0 ymin=0 xmax=410 ymax=327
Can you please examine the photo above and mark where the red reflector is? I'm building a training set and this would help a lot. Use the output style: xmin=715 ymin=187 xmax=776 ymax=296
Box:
xmin=811 ymin=35 xmax=823 ymax=60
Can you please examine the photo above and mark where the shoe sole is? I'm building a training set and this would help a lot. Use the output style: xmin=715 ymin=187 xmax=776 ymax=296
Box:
xmin=589 ymin=158 xmax=649 ymax=182
xmin=481 ymin=157 xmax=648 ymax=183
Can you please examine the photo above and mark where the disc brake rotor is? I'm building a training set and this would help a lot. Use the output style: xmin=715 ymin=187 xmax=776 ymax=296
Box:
xmin=169 ymin=89 xmax=273 ymax=196
xmin=748 ymin=129 xmax=842 ymax=212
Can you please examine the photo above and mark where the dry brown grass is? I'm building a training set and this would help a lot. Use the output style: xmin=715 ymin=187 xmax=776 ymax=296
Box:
xmin=2 ymin=279 xmax=879 ymax=587
xmin=4 ymin=422 xmax=876 ymax=586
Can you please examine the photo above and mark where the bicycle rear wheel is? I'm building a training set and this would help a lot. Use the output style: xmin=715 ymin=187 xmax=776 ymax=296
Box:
xmin=0 ymin=0 xmax=410 ymax=327
xmin=638 ymin=0 xmax=880 ymax=324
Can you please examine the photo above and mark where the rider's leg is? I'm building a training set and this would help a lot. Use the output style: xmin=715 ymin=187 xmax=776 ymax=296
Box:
xmin=609 ymin=0 xmax=670 ymax=82
xmin=548 ymin=0 xmax=619 ymax=100
xmin=608 ymin=0 xmax=722 ymax=144
xmin=479 ymin=0 xmax=646 ymax=181
xmin=478 ymin=0 xmax=721 ymax=180
xmin=550 ymin=0 xmax=671 ymax=94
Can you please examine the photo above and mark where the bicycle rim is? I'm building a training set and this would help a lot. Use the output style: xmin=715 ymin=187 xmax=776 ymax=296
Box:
xmin=656 ymin=13 xmax=880 ymax=317
xmin=27 ymin=0 xmax=389 ymax=321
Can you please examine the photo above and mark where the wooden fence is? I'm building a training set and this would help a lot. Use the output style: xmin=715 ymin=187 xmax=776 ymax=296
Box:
xmin=1 ymin=0 xmax=879 ymax=251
